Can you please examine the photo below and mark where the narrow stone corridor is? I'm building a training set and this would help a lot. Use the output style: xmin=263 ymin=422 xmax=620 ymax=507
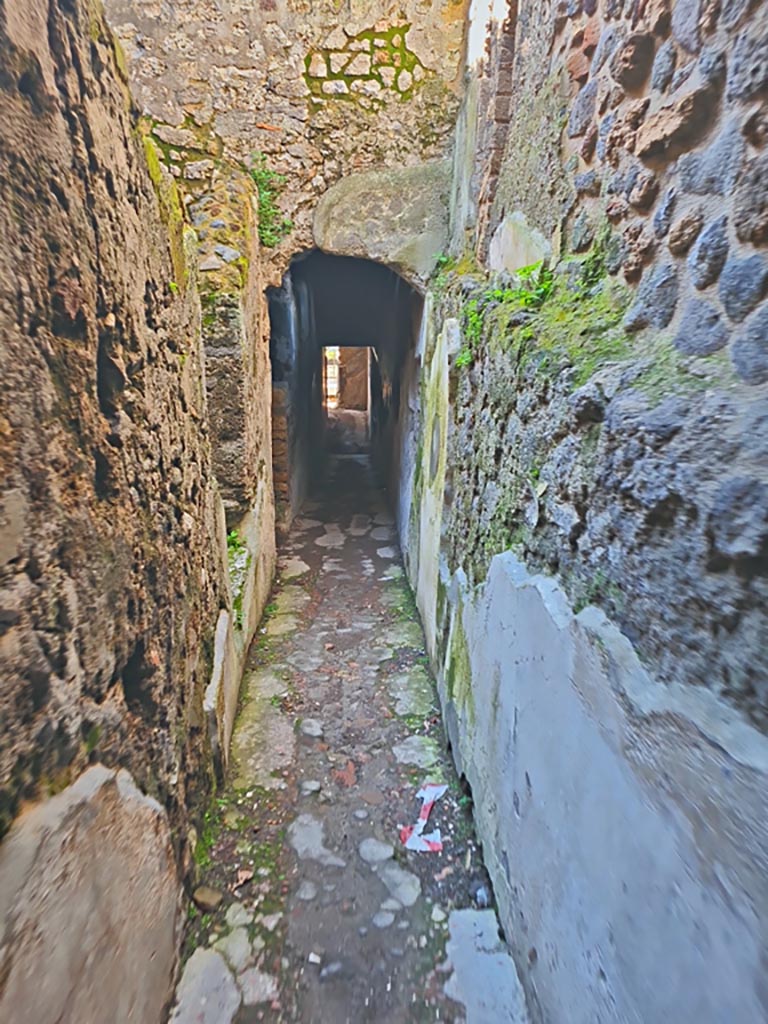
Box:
xmin=172 ymin=456 xmax=528 ymax=1023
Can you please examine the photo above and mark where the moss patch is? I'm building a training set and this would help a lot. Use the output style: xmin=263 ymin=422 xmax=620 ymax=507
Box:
xmin=142 ymin=135 xmax=187 ymax=286
xmin=304 ymin=23 xmax=430 ymax=109
xmin=445 ymin=610 xmax=474 ymax=725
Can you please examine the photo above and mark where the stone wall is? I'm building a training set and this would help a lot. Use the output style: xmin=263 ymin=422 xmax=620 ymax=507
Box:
xmin=0 ymin=0 xmax=270 ymax=1013
xmin=0 ymin=0 xmax=231 ymax=835
xmin=401 ymin=0 xmax=768 ymax=1019
xmin=104 ymin=0 xmax=467 ymax=281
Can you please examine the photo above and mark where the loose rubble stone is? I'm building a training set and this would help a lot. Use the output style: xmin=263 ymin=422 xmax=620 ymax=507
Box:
xmin=392 ymin=734 xmax=440 ymax=767
xmin=214 ymin=928 xmax=252 ymax=973
xmin=297 ymin=880 xmax=319 ymax=901
xmin=301 ymin=779 xmax=322 ymax=795
xmin=673 ymin=300 xmax=728 ymax=355
xmin=300 ymin=718 xmax=324 ymax=738
xmin=288 ymin=814 xmax=346 ymax=867
xmin=624 ymin=263 xmax=679 ymax=331
xmin=688 ymin=216 xmax=729 ymax=289
xmin=373 ymin=911 xmax=396 ymax=928
xmin=719 ymin=255 xmax=768 ymax=322
xmin=225 ymin=903 xmax=252 ymax=929
xmin=668 ymin=209 xmax=704 ymax=255
xmin=194 ymin=885 xmax=225 ymax=912
xmin=376 ymin=862 xmax=422 ymax=907
xmin=731 ymin=305 xmax=768 ymax=383
xmin=170 ymin=949 xmax=240 ymax=1024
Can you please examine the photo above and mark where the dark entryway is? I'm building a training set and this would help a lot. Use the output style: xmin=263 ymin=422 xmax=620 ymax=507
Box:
xmin=267 ymin=251 xmax=423 ymax=525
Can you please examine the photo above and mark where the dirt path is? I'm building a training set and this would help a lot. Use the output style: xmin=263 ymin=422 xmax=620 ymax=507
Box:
xmin=170 ymin=456 xmax=527 ymax=1023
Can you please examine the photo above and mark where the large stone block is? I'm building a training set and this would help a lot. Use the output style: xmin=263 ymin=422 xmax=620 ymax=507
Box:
xmin=0 ymin=766 xmax=180 ymax=1023
xmin=313 ymin=161 xmax=451 ymax=286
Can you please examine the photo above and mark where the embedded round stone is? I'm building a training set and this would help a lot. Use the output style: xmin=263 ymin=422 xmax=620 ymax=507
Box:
xmin=673 ymin=300 xmax=728 ymax=356
xmin=688 ymin=216 xmax=729 ymax=290
xmin=719 ymin=255 xmax=768 ymax=322
xmin=359 ymin=837 xmax=394 ymax=864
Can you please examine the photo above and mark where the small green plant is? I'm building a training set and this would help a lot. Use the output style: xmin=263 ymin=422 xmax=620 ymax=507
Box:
xmin=489 ymin=261 xmax=555 ymax=310
xmin=168 ymin=280 xmax=179 ymax=295
xmin=250 ymin=153 xmax=292 ymax=248
xmin=227 ymin=529 xmax=245 ymax=554
xmin=455 ymin=347 xmax=473 ymax=368
xmin=84 ymin=725 xmax=100 ymax=754
xmin=463 ymin=298 xmax=484 ymax=348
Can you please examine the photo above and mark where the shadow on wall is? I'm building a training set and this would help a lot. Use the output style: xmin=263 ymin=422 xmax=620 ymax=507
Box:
xmin=267 ymin=251 xmax=424 ymax=525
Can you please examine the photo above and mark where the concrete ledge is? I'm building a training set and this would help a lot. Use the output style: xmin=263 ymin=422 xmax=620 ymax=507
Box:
xmin=430 ymin=551 xmax=768 ymax=1023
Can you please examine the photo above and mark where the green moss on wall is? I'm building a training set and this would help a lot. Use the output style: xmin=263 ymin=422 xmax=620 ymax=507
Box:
xmin=142 ymin=135 xmax=187 ymax=287
xmin=304 ymin=23 xmax=430 ymax=109
xmin=445 ymin=610 xmax=474 ymax=725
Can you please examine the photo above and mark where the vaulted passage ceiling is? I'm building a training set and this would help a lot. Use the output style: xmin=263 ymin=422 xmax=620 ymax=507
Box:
xmin=290 ymin=250 xmax=421 ymax=352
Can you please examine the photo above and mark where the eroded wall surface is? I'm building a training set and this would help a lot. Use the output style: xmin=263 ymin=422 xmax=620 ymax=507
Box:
xmin=403 ymin=0 xmax=768 ymax=1019
xmin=0 ymin=0 xmax=265 ymax=1012
xmin=0 ymin=0 xmax=231 ymax=834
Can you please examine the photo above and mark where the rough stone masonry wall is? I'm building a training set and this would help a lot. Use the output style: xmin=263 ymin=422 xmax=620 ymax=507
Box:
xmin=0 ymin=1 xmax=237 ymax=1012
xmin=401 ymin=0 xmax=768 ymax=1020
xmin=459 ymin=0 xmax=768 ymax=729
xmin=104 ymin=0 xmax=467 ymax=281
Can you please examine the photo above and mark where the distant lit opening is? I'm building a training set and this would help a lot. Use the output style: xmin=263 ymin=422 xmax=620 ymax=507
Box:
xmin=322 ymin=345 xmax=371 ymax=454
xmin=323 ymin=346 xmax=340 ymax=409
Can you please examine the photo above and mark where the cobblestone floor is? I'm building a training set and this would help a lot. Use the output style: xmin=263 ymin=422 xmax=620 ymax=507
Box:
xmin=170 ymin=455 xmax=527 ymax=1024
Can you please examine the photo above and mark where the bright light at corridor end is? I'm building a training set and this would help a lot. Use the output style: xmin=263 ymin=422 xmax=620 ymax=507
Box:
xmin=467 ymin=0 xmax=509 ymax=67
